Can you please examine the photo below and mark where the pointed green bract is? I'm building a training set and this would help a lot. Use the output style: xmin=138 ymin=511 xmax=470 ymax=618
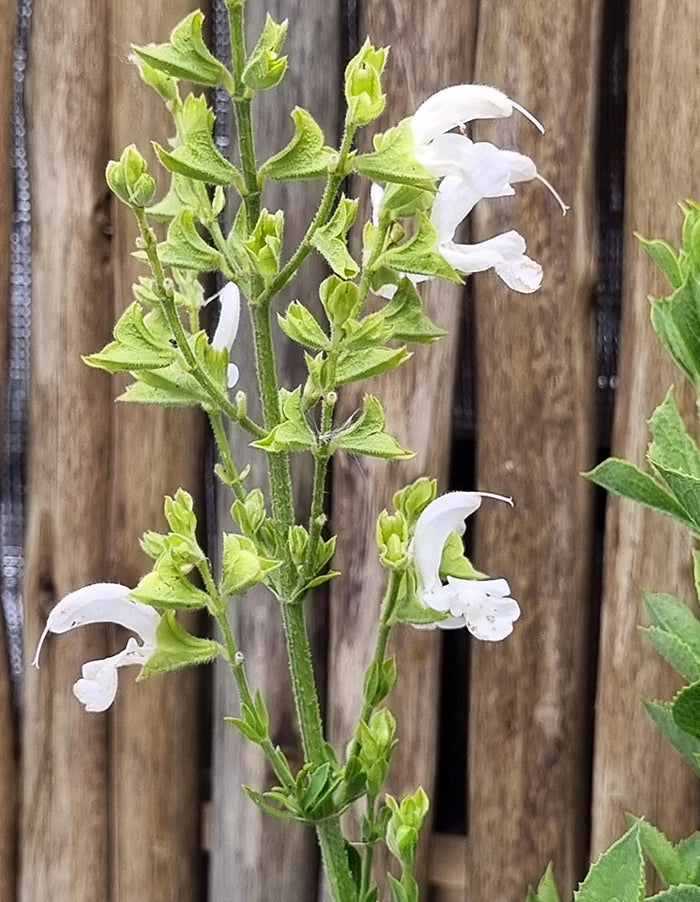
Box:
xmin=439 ymin=532 xmax=487 ymax=581
xmin=637 ymin=233 xmax=684 ymax=289
xmin=132 ymin=10 xmax=229 ymax=87
xmin=331 ymin=395 xmax=413 ymax=460
xmin=251 ymin=387 xmax=317 ymax=453
xmin=310 ymin=196 xmax=360 ymax=278
xmin=220 ymin=533 xmax=280 ymax=597
xmin=278 ymin=301 xmax=330 ymax=350
xmin=261 ymin=107 xmax=335 ymax=180
xmin=381 ymin=212 xmax=460 ymax=281
xmin=335 ymin=346 xmax=410 ymax=385
xmin=83 ymin=303 xmax=175 ymax=374
xmin=353 ymin=121 xmax=436 ymax=190
xmin=526 ymin=864 xmax=561 ymax=902
xmin=138 ymin=611 xmax=220 ymax=678
xmin=242 ymin=14 xmax=288 ymax=90
xmin=158 ymin=209 xmax=223 ymax=271
xmin=383 ymin=279 xmax=446 ymax=343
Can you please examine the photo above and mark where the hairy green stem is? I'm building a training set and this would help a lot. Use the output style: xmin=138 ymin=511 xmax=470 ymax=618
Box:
xmin=208 ymin=411 xmax=247 ymax=502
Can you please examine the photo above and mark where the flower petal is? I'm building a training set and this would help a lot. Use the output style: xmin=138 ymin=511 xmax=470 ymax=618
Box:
xmin=73 ymin=637 xmax=154 ymax=713
xmin=439 ymin=230 xmax=543 ymax=293
xmin=32 ymin=582 xmax=161 ymax=668
xmin=410 ymin=85 xmax=515 ymax=145
xmin=370 ymin=181 xmax=385 ymax=227
xmin=211 ymin=281 xmax=241 ymax=352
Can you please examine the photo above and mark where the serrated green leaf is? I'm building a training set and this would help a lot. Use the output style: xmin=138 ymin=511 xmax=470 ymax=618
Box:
xmin=676 ymin=833 xmax=700 ymax=883
xmin=651 ymin=300 xmax=697 ymax=386
xmin=261 ymin=107 xmax=334 ymax=180
xmin=637 ymin=234 xmax=684 ymax=289
xmin=332 ymin=394 xmax=413 ymax=460
xmin=353 ymin=120 xmax=436 ymax=190
xmin=147 ymin=173 xmax=202 ymax=221
xmin=626 ymin=815 xmax=692 ymax=887
xmin=673 ymin=680 xmax=700 ymax=740
xmin=584 ymin=459 xmax=698 ymax=532
xmin=132 ymin=11 xmax=229 ymax=87
xmin=154 ymin=117 xmax=240 ymax=186
xmin=335 ymin=346 xmax=411 ymax=385
xmin=651 ymin=278 xmax=700 ymax=388
xmin=118 ymin=364 xmax=211 ymax=407
xmin=138 ymin=611 xmax=219 ymax=678
xmin=278 ymin=301 xmax=330 ymax=350
xmin=158 ymin=209 xmax=223 ymax=271
xmin=648 ymin=887 xmax=700 ymax=901
xmin=527 ymin=864 xmax=561 ymax=902
xmin=644 ymin=700 xmax=700 ymax=777
xmin=643 ymin=626 xmax=700 ymax=682
xmin=83 ymin=303 xmax=176 ymax=374
xmin=242 ymin=14 xmax=288 ymax=90
xmin=382 ymin=212 xmax=460 ymax=281
xmin=574 ymin=825 xmax=644 ymax=902
xmin=648 ymin=388 xmax=700 ymax=477
xmin=643 ymin=592 xmax=700 ymax=678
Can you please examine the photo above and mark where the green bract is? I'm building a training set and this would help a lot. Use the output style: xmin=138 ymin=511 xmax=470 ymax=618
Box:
xmin=106 ymin=144 xmax=156 ymax=208
xmin=242 ymin=14 xmax=288 ymax=90
xmin=132 ymin=11 xmax=230 ymax=87
xmin=344 ymin=39 xmax=388 ymax=126
xmin=261 ymin=107 xmax=335 ymax=180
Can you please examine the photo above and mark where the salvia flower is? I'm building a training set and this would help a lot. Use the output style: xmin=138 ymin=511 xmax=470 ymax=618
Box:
xmin=32 ymin=583 xmax=160 ymax=712
xmin=207 ymin=281 xmax=241 ymax=388
xmin=411 ymin=491 xmax=520 ymax=640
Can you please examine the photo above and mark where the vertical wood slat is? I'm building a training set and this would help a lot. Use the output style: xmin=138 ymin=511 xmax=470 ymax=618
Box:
xmin=591 ymin=0 xmax=700 ymax=857
xmin=0 ymin=0 xmax=17 ymax=897
xmin=20 ymin=2 xmax=113 ymax=899
xmin=108 ymin=3 xmax=205 ymax=901
xmin=209 ymin=2 xmax=341 ymax=899
xmin=326 ymin=3 xmax=478 ymax=897
xmin=468 ymin=1 xmax=602 ymax=898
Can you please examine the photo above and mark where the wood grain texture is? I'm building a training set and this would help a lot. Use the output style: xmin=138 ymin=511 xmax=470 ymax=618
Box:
xmin=468 ymin=1 xmax=601 ymax=898
xmin=590 ymin=0 xmax=700 ymax=857
xmin=0 ymin=2 xmax=17 ymax=900
xmin=325 ymin=2 xmax=478 ymax=897
xmin=20 ymin=1 xmax=113 ymax=898
xmin=108 ymin=4 xmax=205 ymax=900
xmin=209 ymin=3 xmax=341 ymax=899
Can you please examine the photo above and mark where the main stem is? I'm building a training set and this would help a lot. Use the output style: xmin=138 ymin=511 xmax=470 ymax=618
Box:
xmin=226 ymin=3 xmax=356 ymax=898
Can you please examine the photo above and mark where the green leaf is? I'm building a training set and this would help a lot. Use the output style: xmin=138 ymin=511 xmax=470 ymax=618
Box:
xmin=637 ymin=233 xmax=684 ymax=289
xmin=647 ymin=888 xmax=700 ymax=901
xmin=673 ymin=680 xmax=700 ymax=740
xmin=251 ymin=387 xmax=317 ymax=453
xmin=676 ymin=833 xmax=700 ymax=883
xmin=643 ymin=625 xmax=700 ymax=682
xmin=648 ymin=389 xmax=700 ymax=477
xmin=335 ymin=346 xmax=411 ymax=385
xmin=651 ymin=278 xmax=700 ymax=388
xmin=242 ymin=14 xmax=288 ymax=90
xmin=526 ymin=864 xmax=561 ymax=902
xmin=310 ymin=196 xmax=360 ymax=278
xmin=147 ymin=172 xmax=204 ymax=221
xmin=158 ymin=209 xmax=223 ymax=271
xmin=439 ymin=531 xmax=487 ymax=581
xmin=643 ymin=592 xmax=700 ymax=680
xmin=261 ymin=107 xmax=334 ymax=180
xmin=644 ymin=700 xmax=700 ymax=778
xmin=220 ymin=533 xmax=279 ymax=597
xmin=132 ymin=11 xmax=229 ymax=87
xmin=584 ymin=458 xmax=698 ymax=532
xmin=626 ymin=815 xmax=692 ymax=887
xmin=278 ymin=301 xmax=330 ymax=350
xmin=353 ymin=120 xmax=436 ymax=190
xmin=332 ymin=395 xmax=413 ymax=460
xmin=138 ymin=611 xmax=219 ymax=678
xmin=83 ymin=303 xmax=175 ymax=374
xmin=118 ymin=363 xmax=211 ymax=407
xmin=383 ymin=279 xmax=447 ymax=343
xmin=382 ymin=212 xmax=460 ymax=281
xmin=574 ymin=825 xmax=644 ymax=902
xmin=651 ymin=299 xmax=697 ymax=386
xmin=154 ymin=96 xmax=240 ymax=186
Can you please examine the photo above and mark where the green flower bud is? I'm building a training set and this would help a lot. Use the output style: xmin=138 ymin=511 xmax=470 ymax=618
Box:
xmin=385 ymin=788 xmax=429 ymax=866
xmin=319 ymin=275 xmax=360 ymax=328
xmin=244 ymin=209 xmax=284 ymax=282
xmin=242 ymin=15 xmax=288 ymax=91
xmin=344 ymin=39 xmax=388 ymax=126
xmin=393 ymin=477 xmax=437 ymax=528
xmin=376 ymin=510 xmax=409 ymax=569
xmin=289 ymin=524 xmax=309 ymax=567
xmin=106 ymin=144 xmax=156 ymax=207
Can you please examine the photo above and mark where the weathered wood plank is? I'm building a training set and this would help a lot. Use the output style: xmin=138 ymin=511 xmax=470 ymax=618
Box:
xmin=20 ymin=1 xmax=113 ymax=898
xmin=468 ymin=1 xmax=602 ymax=898
xmin=0 ymin=1 xmax=16 ymax=896
xmin=591 ymin=0 xmax=700 ymax=858
xmin=209 ymin=3 xmax=341 ymax=899
xmin=326 ymin=2 xmax=478 ymax=896
xmin=108 ymin=3 xmax=205 ymax=900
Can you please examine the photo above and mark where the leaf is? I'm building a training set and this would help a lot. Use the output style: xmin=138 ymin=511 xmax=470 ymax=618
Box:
xmin=310 ymin=196 xmax=360 ymax=278
xmin=383 ymin=278 xmax=447 ymax=343
xmin=526 ymin=864 xmax=561 ymax=902
xmin=648 ymin=389 xmax=700 ymax=477
xmin=118 ymin=364 xmax=211 ymax=407
xmin=138 ymin=611 xmax=219 ymax=678
xmin=132 ymin=11 xmax=229 ymax=86
xmin=637 ymin=233 xmax=684 ymax=289
xmin=220 ymin=533 xmax=279 ymax=597
xmin=673 ymin=680 xmax=700 ymax=740
xmin=131 ymin=564 xmax=210 ymax=611
xmin=676 ymin=833 xmax=700 ymax=883
xmin=261 ymin=107 xmax=334 ymax=180
xmin=643 ymin=625 xmax=700 ymax=682
xmin=147 ymin=172 xmax=203 ymax=221
xmin=382 ymin=212 xmax=460 ymax=281
xmin=647 ymin=888 xmax=700 ymax=902
xmin=353 ymin=120 xmax=436 ymax=190
xmin=644 ymin=700 xmax=700 ymax=778
xmin=332 ymin=395 xmax=413 ymax=460
xmin=584 ymin=459 xmax=698 ymax=532
xmin=83 ymin=303 xmax=176 ymax=374
xmin=644 ymin=592 xmax=700 ymax=663
xmin=154 ymin=95 xmax=240 ymax=186
xmin=335 ymin=346 xmax=411 ymax=385
xmin=251 ymin=387 xmax=316 ymax=453
xmin=626 ymin=815 xmax=692 ymax=887
xmin=573 ymin=825 xmax=644 ymax=902
xmin=439 ymin=531 xmax=487 ymax=581
xmin=277 ymin=301 xmax=330 ymax=350
xmin=651 ymin=278 xmax=700 ymax=388
xmin=158 ymin=209 xmax=223 ymax=271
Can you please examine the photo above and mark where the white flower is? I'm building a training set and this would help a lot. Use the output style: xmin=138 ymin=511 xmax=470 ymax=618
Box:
xmin=32 ymin=583 xmax=161 ymax=712
xmin=207 ymin=281 xmax=240 ymax=389
xmin=412 ymin=491 xmax=520 ymax=640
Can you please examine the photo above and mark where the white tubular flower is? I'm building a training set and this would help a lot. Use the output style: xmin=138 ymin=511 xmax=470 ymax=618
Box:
xmin=432 ymin=175 xmax=543 ymax=293
xmin=32 ymin=583 xmax=160 ymax=713
xmin=412 ymin=491 xmax=520 ymax=640
xmin=208 ymin=281 xmax=241 ymax=389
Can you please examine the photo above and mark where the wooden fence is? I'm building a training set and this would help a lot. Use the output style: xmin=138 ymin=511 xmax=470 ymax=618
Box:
xmin=2 ymin=0 xmax=700 ymax=900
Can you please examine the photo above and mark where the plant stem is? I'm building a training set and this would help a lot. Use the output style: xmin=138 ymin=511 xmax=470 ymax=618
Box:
xmin=208 ymin=411 xmax=246 ymax=502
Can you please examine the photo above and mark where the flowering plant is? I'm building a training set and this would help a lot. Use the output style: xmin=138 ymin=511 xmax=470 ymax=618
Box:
xmin=31 ymin=4 xmax=562 ymax=899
